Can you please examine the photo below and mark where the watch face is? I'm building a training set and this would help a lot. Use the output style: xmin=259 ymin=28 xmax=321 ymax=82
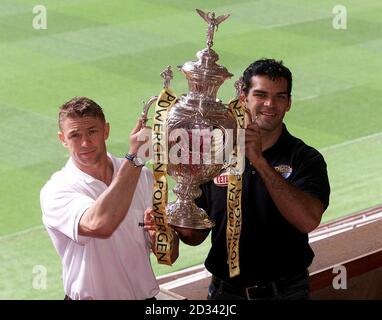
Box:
xmin=134 ymin=156 xmax=145 ymax=166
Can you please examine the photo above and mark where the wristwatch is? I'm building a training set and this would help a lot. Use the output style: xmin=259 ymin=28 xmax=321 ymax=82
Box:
xmin=125 ymin=153 xmax=145 ymax=167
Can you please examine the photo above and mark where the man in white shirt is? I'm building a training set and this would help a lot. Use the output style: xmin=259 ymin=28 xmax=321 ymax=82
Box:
xmin=40 ymin=96 xmax=178 ymax=300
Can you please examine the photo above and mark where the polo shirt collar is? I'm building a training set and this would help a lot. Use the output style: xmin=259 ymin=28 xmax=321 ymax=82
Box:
xmin=263 ymin=124 xmax=291 ymax=157
xmin=65 ymin=153 xmax=116 ymax=184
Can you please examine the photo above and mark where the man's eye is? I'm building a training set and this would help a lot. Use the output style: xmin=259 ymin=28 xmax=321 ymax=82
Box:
xmin=254 ymin=93 xmax=266 ymax=98
xmin=89 ymin=130 xmax=97 ymax=135
xmin=69 ymin=133 xmax=79 ymax=139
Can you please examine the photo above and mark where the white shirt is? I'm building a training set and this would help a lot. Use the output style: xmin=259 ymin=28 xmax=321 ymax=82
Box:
xmin=40 ymin=154 xmax=159 ymax=300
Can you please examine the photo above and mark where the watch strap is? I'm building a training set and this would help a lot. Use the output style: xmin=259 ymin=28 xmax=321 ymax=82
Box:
xmin=125 ymin=153 xmax=144 ymax=167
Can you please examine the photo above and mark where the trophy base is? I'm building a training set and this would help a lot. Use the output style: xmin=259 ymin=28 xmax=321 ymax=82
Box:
xmin=167 ymin=200 xmax=215 ymax=229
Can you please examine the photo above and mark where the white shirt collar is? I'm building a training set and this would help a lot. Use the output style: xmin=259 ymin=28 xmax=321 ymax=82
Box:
xmin=65 ymin=153 xmax=117 ymax=184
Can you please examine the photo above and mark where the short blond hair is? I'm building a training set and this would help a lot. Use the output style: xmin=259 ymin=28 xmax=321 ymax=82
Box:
xmin=58 ymin=96 xmax=105 ymax=130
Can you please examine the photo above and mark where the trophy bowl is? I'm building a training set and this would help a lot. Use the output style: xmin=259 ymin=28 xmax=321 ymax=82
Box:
xmin=166 ymin=111 xmax=235 ymax=229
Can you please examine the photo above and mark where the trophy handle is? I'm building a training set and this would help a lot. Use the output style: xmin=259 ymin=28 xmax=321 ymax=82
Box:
xmin=141 ymin=65 xmax=176 ymax=127
xmin=141 ymin=95 xmax=179 ymax=127
xmin=141 ymin=96 xmax=158 ymax=127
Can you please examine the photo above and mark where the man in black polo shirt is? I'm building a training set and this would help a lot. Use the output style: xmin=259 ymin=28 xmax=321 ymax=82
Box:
xmin=174 ymin=59 xmax=330 ymax=300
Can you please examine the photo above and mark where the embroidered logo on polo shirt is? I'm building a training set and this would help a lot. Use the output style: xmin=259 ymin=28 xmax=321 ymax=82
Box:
xmin=274 ymin=165 xmax=293 ymax=179
xmin=213 ymin=172 xmax=229 ymax=187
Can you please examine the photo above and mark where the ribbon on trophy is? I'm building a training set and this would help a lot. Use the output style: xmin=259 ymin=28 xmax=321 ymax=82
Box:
xmin=226 ymin=79 xmax=245 ymax=277
xmin=151 ymin=66 xmax=177 ymax=265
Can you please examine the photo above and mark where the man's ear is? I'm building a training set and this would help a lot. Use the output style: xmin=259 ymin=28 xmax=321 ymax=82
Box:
xmin=239 ymin=92 xmax=247 ymax=104
xmin=286 ymin=96 xmax=292 ymax=112
xmin=104 ymin=122 xmax=110 ymax=140
xmin=58 ymin=131 xmax=67 ymax=147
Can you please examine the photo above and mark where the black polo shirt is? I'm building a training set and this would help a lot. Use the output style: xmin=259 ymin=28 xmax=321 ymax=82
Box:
xmin=196 ymin=125 xmax=330 ymax=286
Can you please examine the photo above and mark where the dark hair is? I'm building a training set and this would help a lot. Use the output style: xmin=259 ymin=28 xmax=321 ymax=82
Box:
xmin=242 ymin=59 xmax=292 ymax=96
xmin=58 ymin=96 xmax=105 ymax=130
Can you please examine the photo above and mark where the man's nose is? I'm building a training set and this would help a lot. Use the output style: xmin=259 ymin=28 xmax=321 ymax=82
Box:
xmin=264 ymin=96 xmax=276 ymax=106
xmin=81 ymin=135 xmax=91 ymax=147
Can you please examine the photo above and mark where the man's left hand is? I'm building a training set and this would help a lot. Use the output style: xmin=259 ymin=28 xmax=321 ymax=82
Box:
xmin=143 ymin=208 xmax=156 ymax=248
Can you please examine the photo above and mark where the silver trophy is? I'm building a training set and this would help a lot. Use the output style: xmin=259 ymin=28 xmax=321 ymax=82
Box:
xmin=142 ymin=9 xmax=236 ymax=229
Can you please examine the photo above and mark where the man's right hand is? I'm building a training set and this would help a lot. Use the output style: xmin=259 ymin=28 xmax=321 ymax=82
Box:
xmin=245 ymin=121 xmax=264 ymax=167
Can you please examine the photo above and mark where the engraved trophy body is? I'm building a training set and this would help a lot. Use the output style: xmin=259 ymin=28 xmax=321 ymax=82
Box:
xmin=143 ymin=9 xmax=236 ymax=230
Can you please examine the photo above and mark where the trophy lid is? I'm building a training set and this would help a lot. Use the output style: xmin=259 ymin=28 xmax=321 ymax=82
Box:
xmin=180 ymin=48 xmax=233 ymax=80
xmin=179 ymin=9 xmax=233 ymax=82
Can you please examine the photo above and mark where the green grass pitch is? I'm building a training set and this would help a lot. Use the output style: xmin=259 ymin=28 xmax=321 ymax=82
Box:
xmin=0 ymin=0 xmax=381 ymax=299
